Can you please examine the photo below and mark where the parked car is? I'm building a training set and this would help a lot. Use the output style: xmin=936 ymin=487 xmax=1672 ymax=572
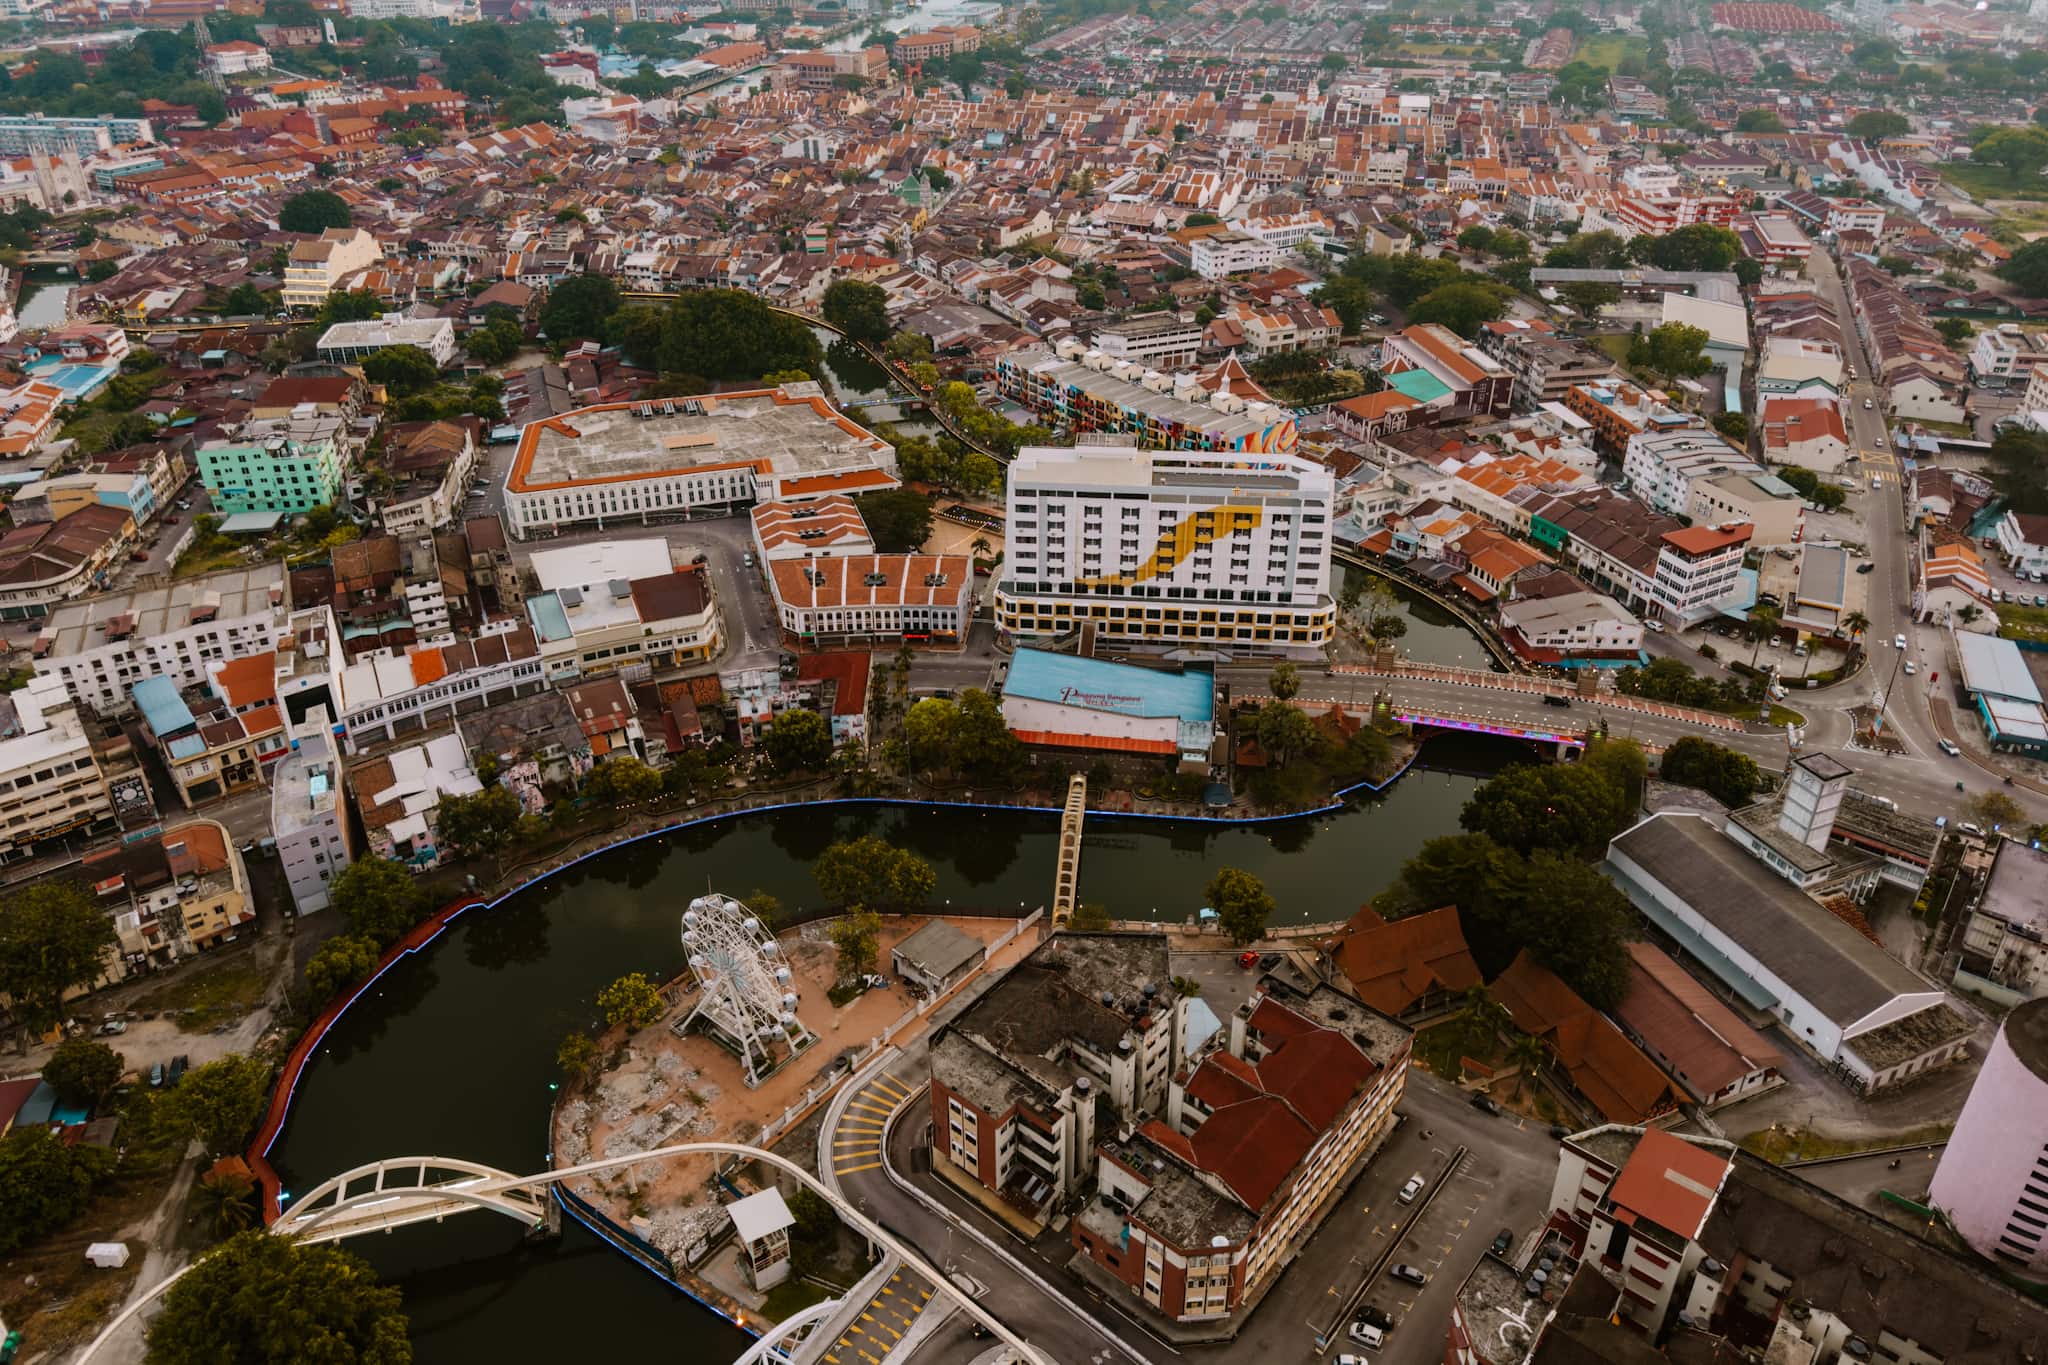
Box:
xmin=1390 ymin=1264 xmax=1428 ymax=1286
xmin=168 ymin=1055 xmax=188 ymax=1085
xmin=1349 ymin=1322 xmax=1386 ymax=1350
xmin=1490 ymin=1228 xmax=1515 ymax=1257
xmin=1894 ymin=633 xmax=1908 ymax=650
xmin=1643 ymin=619 xmax=1665 ymax=632
xmin=1469 ymin=1093 xmax=1501 ymax=1116
xmin=1356 ymin=1305 xmax=1395 ymax=1331
xmin=148 ymin=1063 xmax=165 ymax=1088
xmin=96 ymin=1020 xmax=126 ymax=1037
xmin=1863 ymin=398 xmax=1874 ymax=409
xmin=1257 ymin=953 xmax=1280 ymax=971
xmin=1904 ymin=661 xmax=1916 ymax=675
xmin=1237 ymin=950 xmax=1259 ymax=968
xmin=1857 ymin=562 xmax=1875 ymax=574
xmin=1397 ymin=1173 xmax=1425 ymax=1204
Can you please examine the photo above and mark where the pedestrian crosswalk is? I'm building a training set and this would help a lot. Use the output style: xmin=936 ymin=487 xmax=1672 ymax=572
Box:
xmin=832 ymin=1070 xmax=914 ymax=1176
xmin=822 ymin=1266 xmax=934 ymax=1364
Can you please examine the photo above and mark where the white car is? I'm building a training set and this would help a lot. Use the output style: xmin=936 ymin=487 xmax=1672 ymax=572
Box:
xmin=1904 ymin=661 xmax=1916 ymax=675
xmin=1350 ymin=1322 xmax=1387 ymax=1349
xmin=1643 ymin=619 xmax=1666 ymax=633
xmin=1863 ymin=398 xmax=1874 ymax=409
xmin=1894 ymin=633 xmax=1908 ymax=650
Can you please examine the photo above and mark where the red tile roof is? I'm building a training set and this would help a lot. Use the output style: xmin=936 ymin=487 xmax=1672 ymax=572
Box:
xmin=1326 ymin=905 xmax=1483 ymax=1016
xmin=1606 ymin=1127 xmax=1731 ymax=1238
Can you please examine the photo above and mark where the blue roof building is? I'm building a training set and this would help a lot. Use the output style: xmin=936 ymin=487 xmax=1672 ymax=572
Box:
xmin=999 ymin=649 xmax=1214 ymax=763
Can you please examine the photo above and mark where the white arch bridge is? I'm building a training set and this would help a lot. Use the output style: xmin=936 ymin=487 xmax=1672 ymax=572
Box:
xmin=79 ymin=1141 xmax=1049 ymax=1365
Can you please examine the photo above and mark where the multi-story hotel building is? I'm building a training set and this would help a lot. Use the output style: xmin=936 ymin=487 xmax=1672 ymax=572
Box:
xmin=996 ymin=442 xmax=1336 ymax=656
xmin=0 ymin=673 xmax=119 ymax=864
xmin=500 ymin=385 xmax=897 ymax=541
xmin=996 ymin=345 xmax=1300 ymax=455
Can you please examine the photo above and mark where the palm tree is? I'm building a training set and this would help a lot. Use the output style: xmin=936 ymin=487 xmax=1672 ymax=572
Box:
xmin=1842 ymin=610 xmax=1870 ymax=639
xmin=195 ymin=1167 xmax=259 ymax=1238
xmin=1457 ymin=986 xmax=1511 ymax=1049
xmin=1748 ymin=603 xmax=1782 ymax=667
xmin=1508 ymin=1034 xmax=1553 ymax=1099
xmin=971 ymin=535 xmax=992 ymax=560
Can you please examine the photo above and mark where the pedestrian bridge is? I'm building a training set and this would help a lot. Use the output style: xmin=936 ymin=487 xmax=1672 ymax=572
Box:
xmin=79 ymin=1141 xmax=1052 ymax=1365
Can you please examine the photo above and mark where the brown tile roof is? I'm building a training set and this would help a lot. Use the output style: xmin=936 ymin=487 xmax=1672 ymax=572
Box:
xmin=1492 ymin=950 xmax=1680 ymax=1125
xmin=1614 ymin=942 xmax=1782 ymax=1101
xmin=1326 ymin=905 xmax=1484 ymax=1016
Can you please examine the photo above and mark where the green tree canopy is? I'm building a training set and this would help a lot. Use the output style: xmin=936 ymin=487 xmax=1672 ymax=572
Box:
xmin=304 ymin=932 xmax=383 ymax=1003
xmin=855 ymin=489 xmax=933 ymax=552
xmin=596 ymin=972 xmax=665 ymax=1030
xmin=765 ymin=707 xmax=834 ymax=772
xmin=278 ymin=188 xmax=352 ymax=233
xmin=539 ymin=271 xmax=622 ymax=342
xmin=1999 ymin=239 xmax=2048 ymax=298
xmin=435 ymin=784 xmax=522 ymax=862
xmin=1638 ymin=224 xmax=1742 ymax=272
xmin=1977 ymin=126 xmax=2048 ymax=183
xmin=145 ymin=1229 xmax=410 ymax=1365
xmin=43 ymin=1038 xmax=123 ymax=1108
xmin=331 ymin=857 xmax=432 ymax=948
xmin=828 ymin=907 xmax=883 ymax=979
xmin=1458 ymin=761 xmax=1632 ymax=857
xmin=1989 ymin=424 xmax=2048 ymax=513
xmin=1847 ymin=111 xmax=1909 ymax=141
xmin=160 ymin=1054 xmax=273 ymax=1157
xmin=812 ymin=836 xmax=936 ymax=912
xmin=822 ymin=279 xmax=891 ymax=345
xmin=605 ymin=289 xmax=821 ymax=382
xmin=0 ymin=881 xmax=115 ymax=1034
xmin=0 ymin=1126 xmax=114 ymax=1255
xmin=361 ymin=344 xmax=441 ymax=396
xmin=1632 ymin=321 xmax=1714 ymax=381
xmin=1206 ymin=867 xmax=1275 ymax=947
xmin=1659 ymin=737 xmax=1766 ymax=807
xmin=1734 ymin=107 xmax=1785 ymax=133
xmin=463 ymin=313 xmax=525 ymax=366
xmin=1408 ymin=280 xmax=1511 ymax=337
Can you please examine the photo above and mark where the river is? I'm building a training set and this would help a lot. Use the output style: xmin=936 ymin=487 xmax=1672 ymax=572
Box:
xmin=16 ymin=278 xmax=70 ymax=332
xmin=267 ymin=729 xmax=1521 ymax=1360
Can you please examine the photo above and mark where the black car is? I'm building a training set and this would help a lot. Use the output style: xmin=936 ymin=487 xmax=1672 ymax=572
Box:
xmin=1856 ymin=562 xmax=1875 ymax=574
xmin=1356 ymin=1305 xmax=1396 ymax=1331
xmin=1469 ymin=1093 xmax=1501 ymax=1116
xmin=1258 ymin=953 xmax=1281 ymax=971
xmin=1542 ymin=694 xmax=1572 ymax=708
xmin=1490 ymin=1228 xmax=1515 ymax=1257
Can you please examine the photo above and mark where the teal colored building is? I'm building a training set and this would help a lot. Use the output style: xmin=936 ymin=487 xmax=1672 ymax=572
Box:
xmin=196 ymin=433 xmax=346 ymax=518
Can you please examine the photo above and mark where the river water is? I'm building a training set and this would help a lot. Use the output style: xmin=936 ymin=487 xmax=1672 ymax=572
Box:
xmin=268 ymin=731 xmax=1518 ymax=1360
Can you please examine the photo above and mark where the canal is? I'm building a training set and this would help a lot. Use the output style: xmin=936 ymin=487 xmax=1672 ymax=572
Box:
xmin=268 ymin=732 xmax=1524 ymax=1360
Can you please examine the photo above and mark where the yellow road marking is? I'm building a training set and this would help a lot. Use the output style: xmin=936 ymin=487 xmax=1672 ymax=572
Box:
xmin=837 ymin=1160 xmax=882 ymax=1173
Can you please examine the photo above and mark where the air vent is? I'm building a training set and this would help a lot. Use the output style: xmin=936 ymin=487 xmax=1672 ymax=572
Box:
xmin=608 ymin=578 xmax=631 ymax=599
xmin=863 ymin=572 xmax=887 ymax=587
xmin=558 ymin=586 xmax=583 ymax=607
xmin=923 ymin=572 xmax=948 ymax=586
xmin=804 ymin=569 xmax=826 ymax=586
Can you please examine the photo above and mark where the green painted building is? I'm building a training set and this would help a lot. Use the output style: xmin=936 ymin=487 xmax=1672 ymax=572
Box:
xmin=197 ymin=429 xmax=347 ymax=518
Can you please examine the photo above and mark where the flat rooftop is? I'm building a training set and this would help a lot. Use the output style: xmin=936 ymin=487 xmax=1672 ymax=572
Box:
xmin=36 ymin=563 xmax=284 ymax=658
xmin=507 ymin=385 xmax=891 ymax=493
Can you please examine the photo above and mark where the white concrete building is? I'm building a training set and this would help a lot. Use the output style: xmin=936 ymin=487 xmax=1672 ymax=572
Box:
xmin=767 ymin=554 xmax=973 ymax=649
xmin=32 ymin=565 xmax=289 ymax=716
xmin=316 ymin=315 xmax=458 ymax=369
xmin=525 ymin=540 xmax=720 ymax=682
xmin=1089 ymin=314 xmax=1204 ymax=371
xmin=1994 ymin=509 xmax=2048 ymax=581
xmin=335 ymin=624 xmax=545 ymax=753
xmin=282 ymin=228 xmax=381 ymax=311
xmin=270 ymin=713 xmax=354 ymax=914
xmin=1607 ymin=811 xmax=1972 ymax=1093
xmin=996 ymin=442 xmax=1337 ymax=657
xmin=501 ymin=386 xmax=897 ymax=542
xmin=0 ymin=673 xmax=117 ymax=864
xmin=1189 ymin=230 xmax=1280 ymax=280
xmin=1621 ymin=428 xmax=1759 ymax=519
xmin=1497 ymin=590 xmax=1643 ymax=656
xmin=1927 ymin=998 xmax=2048 ymax=1275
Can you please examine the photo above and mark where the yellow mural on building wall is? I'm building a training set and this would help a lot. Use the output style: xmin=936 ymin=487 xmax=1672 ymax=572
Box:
xmin=1074 ymin=504 xmax=1264 ymax=590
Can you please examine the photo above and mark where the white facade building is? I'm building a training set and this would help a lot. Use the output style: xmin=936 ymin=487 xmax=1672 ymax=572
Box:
xmin=1927 ymin=998 xmax=2048 ymax=1275
xmin=996 ymin=442 xmax=1337 ymax=657
xmin=1496 ymin=590 xmax=1643 ymax=656
xmin=270 ymin=714 xmax=354 ymax=914
xmin=335 ymin=625 xmax=545 ymax=753
xmin=0 ymin=674 xmax=117 ymax=864
xmin=316 ymin=315 xmax=458 ymax=368
xmin=1189 ymin=231 xmax=1280 ymax=280
xmin=1621 ymin=429 xmax=1760 ymax=519
xmin=524 ymin=540 xmax=721 ymax=681
xmin=32 ymin=565 xmax=289 ymax=716
xmin=1089 ymin=314 xmax=1204 ymax=370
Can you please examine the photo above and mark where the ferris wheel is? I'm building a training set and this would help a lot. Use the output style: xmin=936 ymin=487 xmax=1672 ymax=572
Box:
xmin=679 ymin=893 xmax=816 ymax=1088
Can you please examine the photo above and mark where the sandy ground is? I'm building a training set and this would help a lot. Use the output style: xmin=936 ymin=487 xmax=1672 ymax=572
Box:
xmin=554 ymin=915 xmax=1031 ymax=1267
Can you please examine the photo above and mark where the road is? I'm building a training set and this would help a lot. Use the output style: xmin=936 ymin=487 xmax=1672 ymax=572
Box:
xmin=825 ymin=1027 xmax=1561 ymax=1365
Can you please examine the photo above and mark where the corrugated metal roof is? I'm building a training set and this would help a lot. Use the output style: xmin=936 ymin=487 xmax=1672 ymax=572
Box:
xmin=1956 ymin=631 xmax=2044 ymax=705
xmin=131 ymin=674 xmax=195 ymax=738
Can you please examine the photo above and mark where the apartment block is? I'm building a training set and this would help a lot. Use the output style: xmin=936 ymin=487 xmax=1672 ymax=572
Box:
xmin=281 ymin=227 xmax=381 ymax=311
xmin=997 ymin=442 xmax=1336 ymax=657
xmin=197 ymin=414 xmax=351 ymax=518
xmin=1621 ymin=428 xmax=1758 ymax=519
xmin=270 ymin=714 xmax=354 ymax=914
xmin=998 ymin=346 xmax=1300 ymax=454
xmin=0 ymin=674 xmax=119 ymax=865
xmin=1089 ymin=314 xmax=1204 ymax=371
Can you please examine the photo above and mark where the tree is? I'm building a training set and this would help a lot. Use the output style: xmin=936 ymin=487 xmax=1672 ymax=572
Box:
xmin=1978 ymin=126 xmax=2048 ymax=184
xmin=315 ymin=288 xmax=384 ymax=327
xmin=1268 ymin=661 xmax=1300 ymax=701
xmin=829 ymin=907 xmax=883 ymax=979
xmin=1659 ymin=736 xmax=1765 ymax=807
xmin=43 ymin=1038 xmax=123 ymax=1109
xmin=823 ymin=279 xmax=891 ymax=345
xmin=1842 ymin=610 xmax=1871 ymax=639
xmin=1506 ymin=1032 xmax=1551 ymax=1098
xmin=884 ymin=331 xmax=934 ymax=365
xmin=582 ymin=755 xmax=664 ymax=807
xmin=1935 ymin=316 xmax=1973 ymax=346
xmin=1457 ymin=224 xmax=1496 ymax=254
xmin=331 ymin=857 xmax=432 ymax=947
xmin=304 ymin=932 xmax=383 ymax=1002
xmin=194 ymin=1159 xmax=260 ymax=1237
xmin=160 ymin=1054 xmax=273 ymax=1157
xmin=1495 ymin=851 xmax=1638 ymax=1009
xmin=1713 ymin=411 xmax=1752 ymax=443
xmin=1848 ymin=111 xmax=1909 ymax=142
xmin=0 ymin=881 xmax=115 ymax=1034
xmin=855 ymin=488 xmax=933 ymax=552
xmin=1069 ymin=901 xmax=1112 ymax=930
xmin=1641 ymin=224 xmax=1743 ymax=273
xmin=435 ymin=784 xmax=522 ymax=863
xmin=540 ymin=271 xmax=622 ymax=342
xmin=464 ymin=313 xmax=524 ymax=366
xmin=557 ymin=1031 xmax=598 ymax=1079
xmin=1989 ymin=425 xmax=2048 ymax=513
xmin=1734 ymin=107 xmax=1785 ymax=133
xmin=1637 ymin=321 xmax=1713 ymax=381
xmin=220 ymin=282 xmax=270 ymax=317
xmin=361 ymin=344 xmax=441 ymax=396
xmin=0 ymin=1126 xmax=114 ymax=1254
xmin=765 ymin=707 xmax=834 ymax=772
xmin=145 ymin=1230 xmax=410 ymax=1365
xmin=1580 ymin=738 xmax=1648 ymax=818
xmin=1206 ymin=867 xmax=1275 ymax=947
xmin=901 ymin=696 xmax=959 ymax=773
xmin=1558 ymin=281 xmax=1619 ymax=318
xmin=2000 ymin=240 xmax=2048 ymax=298
xmin=1965 ymin=790 xmax=2028 ymax=831
xmin=813 ymin=836 xmax=936 ymax=912
xmin=951 ymin=688 xmax=1023 ymax=783
xmin=596 ymin=972 xmax=665 ymax=1031
xmin=1408 ymin=281 xmax=1511 ymax=337
xmin=1252 ymin=702 xmax=1320 ymax=767
xmin=1458 ymin=762 xmax=1630 ymax=857
xmin=277 ymin=188 xmax=352 ymax=233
